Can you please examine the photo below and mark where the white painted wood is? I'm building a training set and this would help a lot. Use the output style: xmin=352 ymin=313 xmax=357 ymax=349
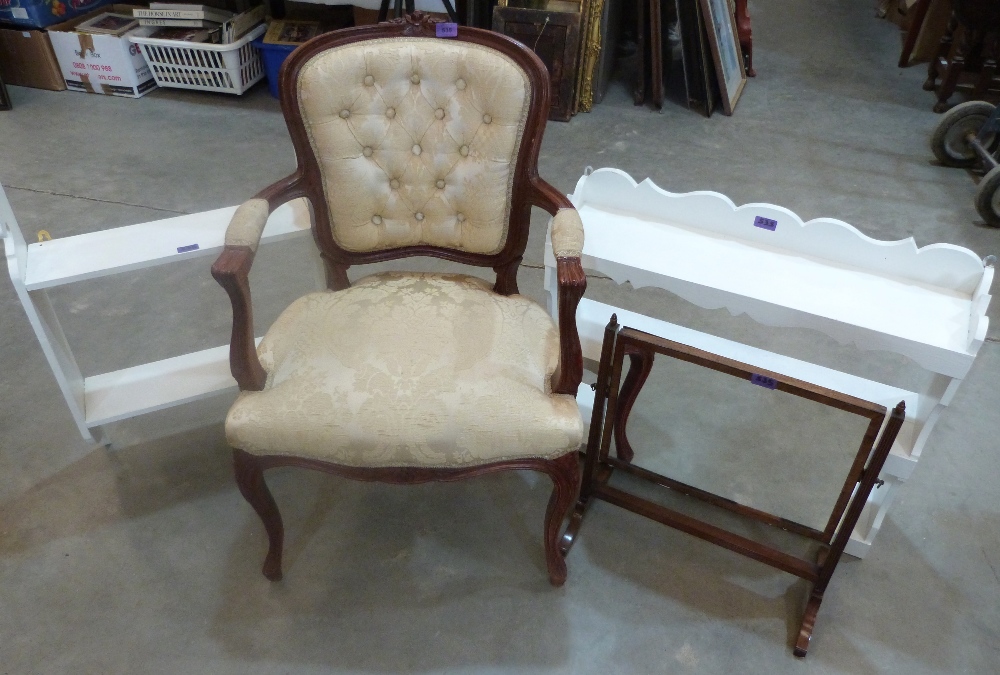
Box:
xmin=83 ymin=339 xmax=262 ymax=426
xmin=2 ymin=186 xmax=316 ymax=444
xmin=552 ymin=169 xmax=994 ymax=558
xmin=570 ymin=168 xmax=989 ymax=292
xmin=843 ymin=476 xmax=901 ymax=559
xmin=2 ymin=185 xmax=93 ymax=442
xmin=23 ymin=197 xmax=313 ymax=290
xmin=548 ymin=169 xmax=993 ymax=379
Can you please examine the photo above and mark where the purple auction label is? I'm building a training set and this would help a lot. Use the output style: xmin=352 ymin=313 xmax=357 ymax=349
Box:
xmin=753 ymin=216 xmax=777 ymax=231
xmin=750 ymin=373 xmax=778 ymax=389
xmin=436 ymin=22 xmax=458 ymax=38
xmin=176 ymin=244 xmax=200 ymax=253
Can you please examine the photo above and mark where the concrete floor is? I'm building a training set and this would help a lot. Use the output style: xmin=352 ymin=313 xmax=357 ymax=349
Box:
xmin=2 ymin=1 xmax=1000 ymax=672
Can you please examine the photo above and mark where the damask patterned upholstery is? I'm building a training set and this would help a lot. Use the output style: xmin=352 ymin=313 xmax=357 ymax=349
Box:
xmin=224 ymin=198 xmax=269 ymax=252
xmin=226 ymin=273 xmax=584 ymax=468
xmin=296 ymin=38 xmax=530 ymax=254
xmin=550 ymin=208 xmax=584 ymax=258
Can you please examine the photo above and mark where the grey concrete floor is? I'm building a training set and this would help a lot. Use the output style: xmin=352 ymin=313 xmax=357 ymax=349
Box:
xmin=2 ymin=1 xmax=1000 ymax=672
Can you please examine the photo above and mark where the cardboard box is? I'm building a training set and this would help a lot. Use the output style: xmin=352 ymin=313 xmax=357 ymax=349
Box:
xmin=48 ymin=4 xmax=157 ymax=97
xmin=0 ymin=0 xmax=115 ymax=29
xmin=0 ymin=26 xmax=66 ymax=90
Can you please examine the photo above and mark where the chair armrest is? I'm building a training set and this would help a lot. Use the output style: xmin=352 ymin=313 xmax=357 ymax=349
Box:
xmin=224 ymin=198 xmax=270 ymax=252
xmin=211 ymin=174 xmax=305 ymax=391
xmin=550 ymin=207 xmax=584 ymax=259
xmin=529 ymin=177 xmax=587 ymax=396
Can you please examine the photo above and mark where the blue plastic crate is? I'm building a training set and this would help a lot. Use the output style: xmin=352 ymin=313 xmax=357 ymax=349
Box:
xmin=0 ymin=0 xmax=114 ymax=29
xmin=251 ymin=38 xmax=295 ymax=99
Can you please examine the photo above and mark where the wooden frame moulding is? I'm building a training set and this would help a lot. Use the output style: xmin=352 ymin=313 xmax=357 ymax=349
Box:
xmin=561 ymin=316 xmax=905 ymax=657
xmin=698 ymin=0 xmax=746 ymax=114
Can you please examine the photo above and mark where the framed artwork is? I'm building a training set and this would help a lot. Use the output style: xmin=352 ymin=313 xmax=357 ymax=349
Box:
xmin=493 ymin=5 xmax=581 ymax=121
xmin=264 ymin=20 xmax=321 ymax=45
xmin=699 ymin=0 xmax=745 ymax=115
xmin=676 ymin=0 xmax=716 ymax=117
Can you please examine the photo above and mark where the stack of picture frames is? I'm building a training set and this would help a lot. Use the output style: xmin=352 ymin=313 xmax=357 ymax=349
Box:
xmin=635 ymin=0 xmax=753 ymax=116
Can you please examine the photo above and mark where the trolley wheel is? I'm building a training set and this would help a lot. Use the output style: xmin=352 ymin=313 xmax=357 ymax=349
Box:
xmin=931 ymin=101 xmax=999 ymax=167
xmin=975 ymin=165 xmax=1000 ymax=226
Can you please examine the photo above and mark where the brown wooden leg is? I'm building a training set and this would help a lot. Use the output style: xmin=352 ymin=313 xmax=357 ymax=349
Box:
xmin=735 ymin=0 xmax=754 ymax=77
xmin=649 ymin=0 xmax=664 ymax=109
xmin=973 ymin=35 xmax=998 ymax=100
xmin=542 ymin=452 xmax=580 ymax=586
xmin=233 ymin=449 xmax=285 ymax=581
xmin=634 ymin=0 xmax=647 ymax=105
xmin=560 ymin=462 xmax=612 ymax=555
xmin=562 ymin=315 xmax=619 ymax=556
xmin=613 ymin=348 xmax=654 ymax=463
xmin=925 ymin=14 xmax=957 ymax=91
xmin=935 ymin=27 xmax=979 ymax=112
xmin=794 ymin=589 xmax=824 ymax=657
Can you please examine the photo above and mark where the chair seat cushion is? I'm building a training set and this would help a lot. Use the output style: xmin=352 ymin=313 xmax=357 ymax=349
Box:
xmin=226 ymin=273 xmax=583 ymax=468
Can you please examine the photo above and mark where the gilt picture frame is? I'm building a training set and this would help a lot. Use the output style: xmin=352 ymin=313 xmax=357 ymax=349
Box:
xmin=699 ymin=0 xmax=746 ymax=115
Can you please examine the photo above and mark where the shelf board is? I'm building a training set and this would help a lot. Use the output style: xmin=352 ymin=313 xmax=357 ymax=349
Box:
xmin=574 ymin=299 xmax=923 ymax=479
xmin=83 ymin=340 xmax=261 ymax=427
xmin=546 ymin=200 xmax=988 ymax=377
xmin=24 ymin=198 xmax=312 ymax=291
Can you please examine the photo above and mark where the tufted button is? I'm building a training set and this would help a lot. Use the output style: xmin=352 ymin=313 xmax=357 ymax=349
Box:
xmin=456 ymin=213 xmax=466 ymax=222
xmin=459 ymin=145 xmax=469 ymax=157
xmin=436 ymin=179 xmax=445 ymax=189
xmin=410 ymin=73 xmax=420 ymax=84
xmin=386 ymin=107 xmax=396 ymax=119
xmin=412 ymin=144 xmax=422 ymax=156
xmin=482 ymin=114 xmax=492 ymax=124
xmin=456 ymin=78 xmax=466 ymax=90
xmin=414 ymin=212 xmax=424 ymax=221
xmin=363 ymin=75 xmax=374 ymax=86
xmin=362 ymin=146 xmax=373 ymax=157
xmin=390 ymin=179 xmax=400 ymax=189
xmin=435 ymin=108 xmax=445 ymax=120
xmin=339 ymin=109 xmax=351 ymax=119
xmin=371 ymin=215 xmax=383 ymax=225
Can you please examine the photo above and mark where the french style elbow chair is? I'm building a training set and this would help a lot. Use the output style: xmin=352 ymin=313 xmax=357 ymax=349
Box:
xmin=211 ymin=13 xmax=588 ymax=586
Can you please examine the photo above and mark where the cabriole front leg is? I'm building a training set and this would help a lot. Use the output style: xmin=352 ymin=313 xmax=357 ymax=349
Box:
xmin=542 ymin=452 xmax=581 ymax=586
xmin=233 ymin=449 xmax=285 ymax=581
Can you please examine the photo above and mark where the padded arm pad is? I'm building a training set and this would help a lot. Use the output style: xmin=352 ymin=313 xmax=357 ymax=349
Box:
xmin=224 ymin=198 xmax=270 ymax=252
xmin=551 ymin=208 xmax=584 ymax=259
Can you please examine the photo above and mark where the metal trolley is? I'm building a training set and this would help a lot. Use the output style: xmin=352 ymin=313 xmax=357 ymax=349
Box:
xmin=931 ymin=100 xmax=1000 ymax=225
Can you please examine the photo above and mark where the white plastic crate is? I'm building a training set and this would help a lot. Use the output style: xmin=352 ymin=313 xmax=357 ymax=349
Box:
xmin=130 ymin=25 xmax=267 ymax=95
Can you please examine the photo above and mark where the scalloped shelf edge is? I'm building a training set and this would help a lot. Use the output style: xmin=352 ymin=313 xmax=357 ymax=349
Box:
xmin=571 ymin=168 xmax=991 ymax=294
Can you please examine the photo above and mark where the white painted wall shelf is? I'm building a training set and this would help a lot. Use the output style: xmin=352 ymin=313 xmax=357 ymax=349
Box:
xmin=545 ymin=168 xmax=994 ymax=558
xmin=1 ymin=184 xmax=312 ymax=444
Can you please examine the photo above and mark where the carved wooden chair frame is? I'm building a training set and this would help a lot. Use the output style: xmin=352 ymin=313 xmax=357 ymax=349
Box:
xmin=211 ymin=13 xmax=586 ymax=586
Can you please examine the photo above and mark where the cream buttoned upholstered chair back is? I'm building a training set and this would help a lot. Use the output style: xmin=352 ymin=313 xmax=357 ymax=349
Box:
xmin=271 ymin=13 xmax=557 ymax=294
xmin=298 ymin=38 xmax=528 ymax=254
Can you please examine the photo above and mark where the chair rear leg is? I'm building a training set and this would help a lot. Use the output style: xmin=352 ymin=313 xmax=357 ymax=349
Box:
xmin=541 ymin=452 xmax=581 ymax=587
xmin=233 ymin=449 xmax=284 ymax=581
